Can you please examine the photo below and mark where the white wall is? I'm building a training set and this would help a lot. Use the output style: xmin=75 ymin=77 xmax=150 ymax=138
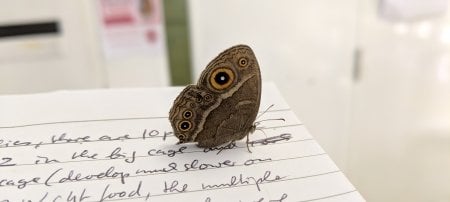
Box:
xmin=188 ymin=0 xmax=358 ymax=171
xmin=348 ymin=0 xmax=450 ymax=201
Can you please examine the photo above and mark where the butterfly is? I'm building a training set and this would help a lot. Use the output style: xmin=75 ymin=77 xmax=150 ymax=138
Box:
xmin=169 ymin=45 xmax=261 ymax=150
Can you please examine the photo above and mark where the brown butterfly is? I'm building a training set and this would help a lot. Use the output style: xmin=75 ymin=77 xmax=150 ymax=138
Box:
xmin=169 ymin=45 xmax=261 ymax=150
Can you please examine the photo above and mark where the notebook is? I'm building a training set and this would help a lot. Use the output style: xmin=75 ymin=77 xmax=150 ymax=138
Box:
xmin=0 ymin=83 xmax=364 ymax=202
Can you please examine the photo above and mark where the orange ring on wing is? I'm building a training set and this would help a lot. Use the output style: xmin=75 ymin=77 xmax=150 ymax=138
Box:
xmin=209 ymin=67 xmax=235 ymax=90
xmin=238 ymin=57 xmax=249 ymax=67
xmin=178 ymin=120 xmax=192 ymax=131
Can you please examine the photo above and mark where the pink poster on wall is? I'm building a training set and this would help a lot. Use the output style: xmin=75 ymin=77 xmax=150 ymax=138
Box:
xmin=97 ymin=0 xmax=165 ymax=58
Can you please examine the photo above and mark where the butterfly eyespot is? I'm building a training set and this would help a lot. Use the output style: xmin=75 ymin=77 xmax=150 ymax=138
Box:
xmin=189 ymin=102 xmax=197 ymax=108
xmin=209 ymin=67 xmax=235 ymax=90
xmin=178 ymin=134 xmax=186 ymax=140
xmin=204 ymin=94 xmax=212 ymax=101
xmin=183 ymin=110 xmax=193 ymax=119
xmin=238 ymin=57 xmax=248 ymax=67
xmin=178 ymin=121 xmax=192 ymax=131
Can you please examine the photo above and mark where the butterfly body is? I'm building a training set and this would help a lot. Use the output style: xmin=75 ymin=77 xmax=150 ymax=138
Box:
xmin=169 ymin=45 xmax=261 ymax=148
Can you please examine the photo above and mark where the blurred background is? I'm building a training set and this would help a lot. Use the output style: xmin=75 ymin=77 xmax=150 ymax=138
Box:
xmin=0 ymin=0 xmax=449 ymax=201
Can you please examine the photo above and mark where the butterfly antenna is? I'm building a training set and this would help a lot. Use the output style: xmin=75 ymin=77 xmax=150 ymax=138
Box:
xmin=255 ymin=104 xmax=286 ymax=124
xmin=254 ymin=118 xmax=286 ymax=125
xmin=256 ymin=104 xmax=275 ymax=120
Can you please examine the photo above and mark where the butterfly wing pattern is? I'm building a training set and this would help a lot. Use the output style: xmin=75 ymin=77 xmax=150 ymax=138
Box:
xmin=169 ymin=45 xmax=261 ymax=148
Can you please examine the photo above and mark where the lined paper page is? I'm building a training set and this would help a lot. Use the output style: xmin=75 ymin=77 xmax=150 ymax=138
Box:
xmin=0 ymin=83 xmax=364 ymax=202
